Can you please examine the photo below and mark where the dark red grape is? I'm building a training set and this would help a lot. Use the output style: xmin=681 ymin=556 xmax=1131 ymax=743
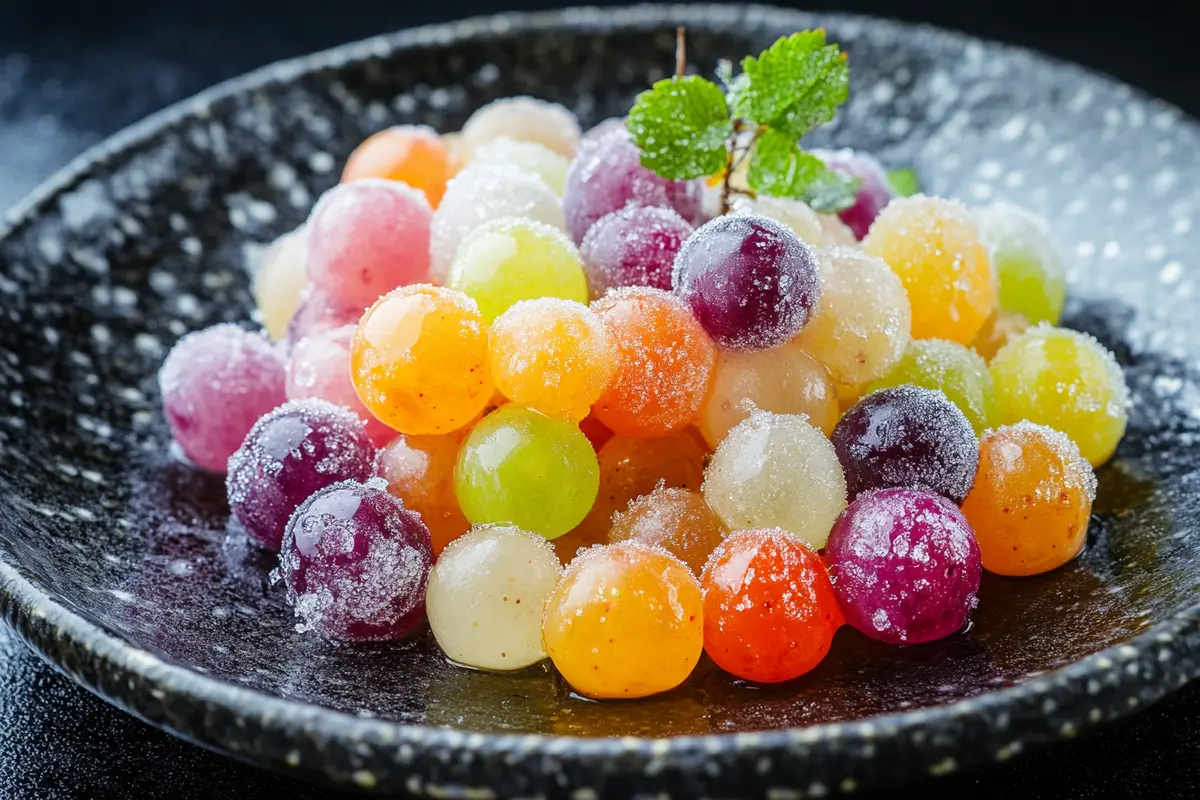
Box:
xmin=812 ymin=147 xmax=895 ymax=239
xmin=579 ymin=205 xmax=694 ymax=297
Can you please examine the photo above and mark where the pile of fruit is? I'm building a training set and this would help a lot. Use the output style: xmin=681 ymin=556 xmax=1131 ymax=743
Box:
xmin=157 ymin=31 xmax=1129 ymax=700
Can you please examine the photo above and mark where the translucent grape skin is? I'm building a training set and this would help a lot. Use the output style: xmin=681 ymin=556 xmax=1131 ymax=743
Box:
xmin=470 ymin=138 xmax=570 ymax=195
xmin=976 ymin=201 xmax=1067 ymax=325
xmin=866 ymin=338 xmax=998 ymax=435
xmin=253 ymin=227 xmax=308 ymax=340
xmin=579 ymin=205 xmax=694 ymax=297
xmin=672 ymin=214 xmax=821 ymax=351
xmin=459 ymin=96 xmax=582 ymax=160
xmin=376 ymin=427 xmax=473 ymax=557
xmin=278 ymin=478 xmax=433 ymax=642
xmin=812 ymin=147 xmax=895 ymax=239
xmin=831 ymin=386 xmax=979 ymax=505
xmin=285 ymin=286 xmax=362 ymax=349
xmin=609 ymin=486 xmax=729 ymax=575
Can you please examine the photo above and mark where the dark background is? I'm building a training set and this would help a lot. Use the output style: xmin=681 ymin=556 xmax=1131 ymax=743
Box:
xmin=1 ymin=1 xmax=1199 ymax=797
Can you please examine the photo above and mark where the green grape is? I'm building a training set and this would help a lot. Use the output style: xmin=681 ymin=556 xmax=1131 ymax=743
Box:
xmin=990 ymin=324 xmax=1128 ymax=467
xmin=976 ymin=201 xmax=1067 ymax=325
xmin=448 ymin=217 xmax=589 ymax=323
xmin=867 ymin=338 xmax=997 ymax=434
xmin=471 ymin=138 xmax=570 ymax=194
xmin=455 ymin=404 xmax=599 ymax=539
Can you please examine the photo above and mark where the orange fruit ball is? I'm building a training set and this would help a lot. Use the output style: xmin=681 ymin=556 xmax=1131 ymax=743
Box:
xmin=342 ymin=125 xmax=452 ymax=208
xmin=542 ymin=541 xmax=703 ymax=699
xmin=376 ymin=429 xmax=472 ymax=557
xmin=591 ymin=288 xmax=716 ymax=438
xmin=351 ymin=285 xmax=492 ymax=435
xmin=972 ymin=309 xmax=1031 ymax=362
xmin=610 ymin=486 xmax=729 ymax=575
xmin=701 ymin=529 xmax=843 ymax=683
xmin=962 ymin=421 xmax=1097 ymax=576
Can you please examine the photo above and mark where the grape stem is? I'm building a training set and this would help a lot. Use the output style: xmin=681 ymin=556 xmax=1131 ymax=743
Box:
xmin=719 ymin=121 xmax=759 ymax=214
xmin=675 ymin=27 xmax=687 ymax=78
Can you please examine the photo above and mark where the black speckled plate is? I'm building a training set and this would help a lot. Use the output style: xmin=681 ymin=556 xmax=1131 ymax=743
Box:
xmin=1 ymin=5 xmax=1199 ymax=796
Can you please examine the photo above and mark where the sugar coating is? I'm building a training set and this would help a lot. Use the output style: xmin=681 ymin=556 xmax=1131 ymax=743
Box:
xmin=975 ymin=201 xmax=1067 ymax=325
xmin=470 ymin=137 xmax=570 ymax=194
xmin=863 ymin=194 xmax=997 ymax=345
xmin=460 ymin=96 xmax=582 ymax=160
xmin=342 ymin=125 xmax=452 ymax=207
xmin=429 ymin=164 xmax=565 ymax=283
xmin=832 ymin=386 xmax=979 ymax=505
xmin=159 ymin=323 xmax=286 ymax=473
xmin=579 ymin=205 xmax=694 ymax=297
xmin=426 ymin=524 xmax=562 ymax=670
xmin=541 ymin=540 xmax=703 ymax=699
xmin=972 ymin=308 xmax=1031 ymax=363
xmin=590 ymin=287 xmax=716 ymax=438
xmin=305 ymin=179 xmax=433 ymax=309
xmin=226 ymin=398 xmax=376 ymax=550
xmin=579 ymin=117 xmax=627 ymax=148
xmin=698 ymin=337 xmax=838 ymax=448
xmin=253 ymin=227 xmax=308 ymax=340
xmin=447 ymin=217 xmax=589 ymax=323
xmin=609 ymin=486 xmax=729 ymax=575
xmin=811 ymin=147 xmax=895 ymax=240
xmin=825 ymin=487 xmax=981 ymax=645
xmin=286 ymin=324 xmax=397 ymax=446
xmin=703 ymin=410 xmax=847 ymax=549
xmin=375 ymin=427 xmax=472 ymax=557
xmin=990 ymin=323 xmax=1129 ymax=466
xmin=285 ymin=286 xmax=362 ymax=348
xmin=796 ymin=246 xmax=911 ymax=394
xmin=729 ymin=195 xmax=854 ymax=248
xmin=867 ymin=338 xmax=997 ymax=435
xmin=489 ymin=298 xmax=617 ymax=422
xmin=278 ymin=478 xmax=433 ymax=642
xmin=672 ymin=214 xmax=822 ymax=351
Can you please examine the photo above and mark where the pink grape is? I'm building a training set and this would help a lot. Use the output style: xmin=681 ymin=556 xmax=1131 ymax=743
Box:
xmin=812 ymin=148 xmax=895 ymax=239
xmin=285 ymin=287 xmax=362 ymax=348
xmin=579 ymin=205 xmax=694 ymax=296
xmin=580 ymin=117 xmax=627 ymax=148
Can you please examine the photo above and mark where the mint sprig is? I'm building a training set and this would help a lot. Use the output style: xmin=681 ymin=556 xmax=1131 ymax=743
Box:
xmin=626 ymin=76 xmax=733 ymax=180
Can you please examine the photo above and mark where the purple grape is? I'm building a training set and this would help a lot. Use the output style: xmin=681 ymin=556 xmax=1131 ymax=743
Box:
xmin=226 ymin=398 xmax=376 ymax=551
xmin=812 ymin=148 xmax=895 ymax=239
xmin=579 ymin=205 xmax=694 ymax=297
xmin=671 ymin=214 xmax=821 ymax=351
xmin=563 ymin=128 xmax=704 ymax=244
xmin=286 ymin=286 xmax=362 ymax=348
xmin=159 ymin=323 xmax=286 ymax=473
xmin=831 ymin=386 xmax=979 ymax=504
xmin=826 ymin=488 xmax=982 ymax=645
xmin=580 ymin=117 xmax=627 ymax=148
xmin=278 ymin=478 xmax=433 ymax=642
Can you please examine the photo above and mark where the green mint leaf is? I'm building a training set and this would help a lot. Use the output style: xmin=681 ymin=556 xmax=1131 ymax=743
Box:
xmin=626 ymin=75 xmax=733 ymax=180
xmin=734 ymin=30 xmax=850 ymax=137
xmin=887 ymin=167 xmax=921 ymax=197
xmin=747 ymin=129 xmax=860 ymax=212
xmin=803 ymin=166 xmax=862 ymax=213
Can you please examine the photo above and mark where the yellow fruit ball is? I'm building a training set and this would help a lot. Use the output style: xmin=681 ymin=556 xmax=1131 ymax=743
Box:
xmin=253 ymin=228 xmax=307 ymax=340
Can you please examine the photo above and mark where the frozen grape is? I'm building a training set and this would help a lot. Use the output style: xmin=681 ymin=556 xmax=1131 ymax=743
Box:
xmin=227 ymin=399 xmax=376 ymax=550
xmin=729 ymin=194 xmax=854 ymax=248
xmin=426 ymin=525 xmax=561 ymax=670
xmin=972 ymin=309 xmax=1031 ymax=363
xmin=376 ymin=428 xmax=473 ymax=557
xmin=812 ymin=147 xmax=895 ymax=240
xmin=253 ymin=227 xmax=308 ymax=341
xmin=454 ymin=404 xmax=599 ymax=540
xmin=580 ymin=117 xmax=626 ymax=148
xmin=704 ymin=410 xmax=846 ymax=549
xmin=609 ymin=486 xmax=728 ymax=575
xmin=826 ymin=488 xmax=981 ymax=645
xmin=470 ymin=137 xmax=569 ymax=194
xmin=285 ymin=286 xmax=361 ymax=348
xmin=672 ymin=214 xmax=821 ymax=351
xmin=460 ymin=96 xmax=582 ymax=160
xmin=866 ymin=338 xmax=997 ymax=435
xmin=159 ymin=323 xmax=286 ymax=473
xmin=278 ymin=478 xmax=432 ymax=641
xmin=447 ymin=217 xmax=589 ymax=322
xmin=306 ymin=179 xmax=433 ymax=309
xmin=579 ymin=205 xmax=694 ymax=297
xmin=976 ymin=201 xmax=1066 ymax=325
xmin=342 ymin=125 xmax=452 ymax=207
xmin=832 ymin=386 xmax=979 ymax=504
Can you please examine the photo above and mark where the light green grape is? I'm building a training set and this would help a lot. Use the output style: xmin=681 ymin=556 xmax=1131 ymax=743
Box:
xmin=471 ymin=138 xmax=570 ymax=194
xmin=990 ymin=324 xmax=1128 ymax=467
xmin=454 ymin=404 xmax=599 ymax=539
xmin=448 ymin=217 xmax=589 ymax=322
xmin=976 ymin=201 xmax=1067 ymax=325
xmin=867 ymin=338 xmax=997 ymax=434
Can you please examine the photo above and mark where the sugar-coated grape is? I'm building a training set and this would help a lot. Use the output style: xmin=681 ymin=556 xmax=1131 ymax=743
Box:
xmin=795 ymin=246 xmax=911 ymax=396
xmin=426 ymin=525 xmax=561 ymax=670
xmin=429 ymin=164 xmax=565 ymax=283
xmin=812 ymin=148 xmax=895 ymax=240
xmin=976 ymin=201 xmax=1066 ymax=325
xmin=376 ymin=427 xmax=473 ymax=557
xmin=610 ymin=486 xmax=728 ymax=575
xmin=278 ymin=478 xmax=432 ymax=641
xmin=563 ymin=128 xmax=703 ymax=244
xmin=253 ymin=227 xmax=308 ymax=340
xmin=580 ymin=117 xmax=626 ymax=148
xmin=863 ymin=195 xmax=996 ymax=344
xmin=351 ymin=285 xmax=493 ymax=435
xmin=701 ymin=529 xmax=842 ymax=682
xmin=698 ymin=337 xmax=838 ymax=448
xmin=227 ymin=399 xmax=376 ymax=550
xmin=963 ymin=422 xmax=1097 ymax=576
xmin=447 ymin=217 xmax=589 ymax=322
xmin=305 ymin=179 xmax=433 ymax=309
xmin=489 ymin=298 xmax=617 ymax=422
xmin=704 ymin=411 xmax=846 ymax=549
xmin=285 ymin=286 xmax=361 ymax=348
xmin=866 ymin=339 xmax=997 ymax=435
xmin=542 ymin=541 xmax=703 ymax=699
xmin=832 ymin=386 xmax=979 ymax=504
xmin=591 ymin=287 xmax=716 ymax=438
xmin=460 ymin=96 xmax=582 ymax=160
xmin=990 ymin=324 xmax=1128 ymax=466
xmin=826 ymin=488 xmax=981 ymax=645
xmin=729 ymin=194 xmax=854 ymax=248
xmin=470 ymin=137 xmax=569 ymax=194
xmin=159 ymin=323 xmax=286 ymax=473
xmin=673 ymin=215 xmax=821 ymax=351
xmin=455 ymin=404 xmax=599 ymax=539
xmin=972 ymin=309 xmax=1031 ymax=362
xmin=342 ymin=125 xmax=452 ymax=207
xmin=579 ymin=205 xmax=694 ymax=297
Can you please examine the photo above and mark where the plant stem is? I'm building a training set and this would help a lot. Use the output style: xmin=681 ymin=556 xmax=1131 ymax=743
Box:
xmin=675 ymin=27 xmax=687 ymax=78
